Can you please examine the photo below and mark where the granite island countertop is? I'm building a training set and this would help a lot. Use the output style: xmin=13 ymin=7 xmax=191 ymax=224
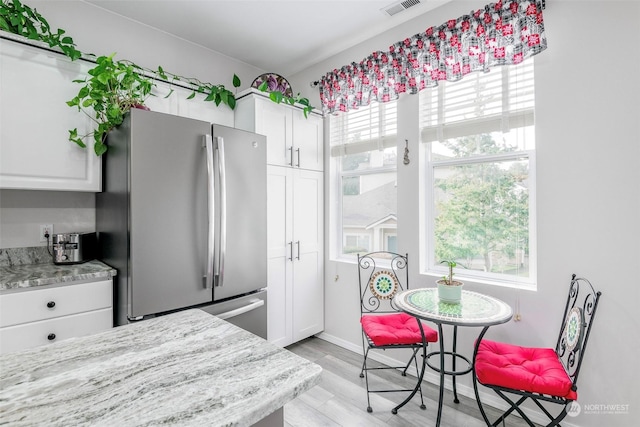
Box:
xmin=0 ymin=309 xmax=322 ymax=426
xmin=0 ymin=259 xmax=116 ymax=291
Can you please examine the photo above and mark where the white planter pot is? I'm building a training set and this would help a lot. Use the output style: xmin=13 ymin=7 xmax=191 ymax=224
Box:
xmin=436 ymin=280 xmax=464 ymax=304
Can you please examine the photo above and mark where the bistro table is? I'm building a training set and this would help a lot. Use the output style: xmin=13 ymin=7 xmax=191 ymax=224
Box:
xmin=393 ymin=288 xmax=513 ymax=427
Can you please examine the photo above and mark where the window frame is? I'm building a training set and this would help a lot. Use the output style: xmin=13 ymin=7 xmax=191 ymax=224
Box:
xmin=329 ymin=101 xmax=398 ymax=262
xmin=420 ymin=61 xmax=537 ymax=289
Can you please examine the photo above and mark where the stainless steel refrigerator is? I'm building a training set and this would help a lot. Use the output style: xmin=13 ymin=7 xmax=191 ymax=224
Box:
xmin=96 ymin=109 xmax=267 ymax=338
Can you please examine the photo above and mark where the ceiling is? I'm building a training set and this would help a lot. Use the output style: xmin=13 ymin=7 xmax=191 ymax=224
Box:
xmin=85 ymin=0 xmax=451 ymax=76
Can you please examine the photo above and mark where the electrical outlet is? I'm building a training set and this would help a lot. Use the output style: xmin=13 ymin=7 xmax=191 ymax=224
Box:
xmin=40 ymin=224 xmax=53 ymax=243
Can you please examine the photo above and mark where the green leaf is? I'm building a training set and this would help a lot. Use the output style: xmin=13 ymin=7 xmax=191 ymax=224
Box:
xmin=94 ymin=142 xmax=108 ymax=156
xmin=187 ymin=92 xmax=196 ymax=100
xmin=227 ymin=95 xmax=236 ymax=110
xmin=232 ymin=74 xmax=241 ymax=88
xmin=0 ymin=16 xmax=10 ymax=31
xmin=71 ymin=138 xmax=86 ymax=148
xmin=164 ymin=88 xmax=174 ymax=99
xmin=269 ymin=91 xmax=283 ymax=104
xmin=204 ymin=90 xmax=217 ymax=102
xmin=82 ymin=98 xmax=94 ymax=108
xmin=96 ymin=72 xmax=111 ymax=85
xmin=258 ymin=81 xmax=268 ymax=92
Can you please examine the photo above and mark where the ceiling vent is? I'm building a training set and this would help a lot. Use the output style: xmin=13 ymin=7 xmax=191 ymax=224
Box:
xmin=381 ymin=0 xmax=422 ymax=17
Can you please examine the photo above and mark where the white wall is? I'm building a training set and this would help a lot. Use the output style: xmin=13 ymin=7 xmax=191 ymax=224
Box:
xmin=0 ymin=0 xmax=264 ymax=249
xmin=27 ymin=0 xmax=263 ymax=94
xmin=291 ymin=1 xmax=640 ymax=426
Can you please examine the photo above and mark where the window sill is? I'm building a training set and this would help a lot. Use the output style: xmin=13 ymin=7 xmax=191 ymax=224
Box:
xmin=420 ymin=271 xmax=537 ymax=292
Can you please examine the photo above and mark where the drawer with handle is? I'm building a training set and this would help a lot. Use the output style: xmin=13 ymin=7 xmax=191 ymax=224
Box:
xmin=0 ymin=308 xmax=112 ymax=354
xmin=0 ymin=279 xmax=112 ymax=327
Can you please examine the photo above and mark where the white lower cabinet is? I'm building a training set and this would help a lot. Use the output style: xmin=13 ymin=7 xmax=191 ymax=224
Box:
xmin=0 ymin=279 xmax=113 ymax=354
xmin=267 ymin=166 xmax=324 ymax=347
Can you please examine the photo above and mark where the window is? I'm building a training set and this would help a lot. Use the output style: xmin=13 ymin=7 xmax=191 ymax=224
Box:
xmin=420 ymin=60 xmax=536 ymax=287
xmin=330 ymin=101 xmax=398 ymax=258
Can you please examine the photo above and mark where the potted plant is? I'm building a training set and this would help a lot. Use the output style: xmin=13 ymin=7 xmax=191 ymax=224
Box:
xmin=66 ymin=54 xmax=241 ymax=156
xmin=436 ymin=260 xmax=464 ymax=304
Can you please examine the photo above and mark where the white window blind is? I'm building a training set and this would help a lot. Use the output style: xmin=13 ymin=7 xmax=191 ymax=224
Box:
xmin=420 ymin=60 xmax=534 ymax=143
xmin=330 ymin=102 xmax=397 ymax=157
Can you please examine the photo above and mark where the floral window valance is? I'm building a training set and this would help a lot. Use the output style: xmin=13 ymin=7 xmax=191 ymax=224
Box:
xmin=319 ymin=0 xmax=547 ymax=115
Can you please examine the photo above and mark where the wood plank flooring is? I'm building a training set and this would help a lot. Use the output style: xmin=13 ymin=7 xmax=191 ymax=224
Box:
xmin=284 ymin=337 xmax=538 ymax=427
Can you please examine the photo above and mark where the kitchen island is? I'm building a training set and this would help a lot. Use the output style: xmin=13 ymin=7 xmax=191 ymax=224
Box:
xmin=0 ymin=309 xmax=322 ymax=426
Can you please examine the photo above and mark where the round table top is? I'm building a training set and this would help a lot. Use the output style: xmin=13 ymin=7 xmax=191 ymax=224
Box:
xmin=394 ymin=288 xmax=513 ymax=327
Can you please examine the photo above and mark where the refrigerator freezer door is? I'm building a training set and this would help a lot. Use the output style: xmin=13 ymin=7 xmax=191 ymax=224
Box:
xmin=128 ymin=110 xmax=213 ymax=318
xmin=212 ymin=125 xmax=267 ymax=301
xmin=200 ymin=290 xmax=267 ymax=339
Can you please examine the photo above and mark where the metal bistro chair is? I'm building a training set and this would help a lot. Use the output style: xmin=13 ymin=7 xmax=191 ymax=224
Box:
xmin=473 ymin=274 xmax=602 ymax=426
xmin=357 ymin=251 xmax=438 ymax=414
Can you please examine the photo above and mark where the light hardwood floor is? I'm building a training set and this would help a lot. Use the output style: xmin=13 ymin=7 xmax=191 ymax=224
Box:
xmin=284 ymin=337 xmax=537 ymax=427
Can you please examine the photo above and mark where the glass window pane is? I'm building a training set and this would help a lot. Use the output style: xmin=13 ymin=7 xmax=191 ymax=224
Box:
xmin=342 ymin=171 xmax=396 ymax=256
xmin=433 ymin=158 xmax=529 ymax=278
xmin=431 ymin=129 xmax=534 ymax=161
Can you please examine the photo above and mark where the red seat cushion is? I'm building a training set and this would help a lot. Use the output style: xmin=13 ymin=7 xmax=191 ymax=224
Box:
xmin=361 ymin=313 xmax=438 ymax=346
xmin=475 ymin=339 xmax=577 ymax=400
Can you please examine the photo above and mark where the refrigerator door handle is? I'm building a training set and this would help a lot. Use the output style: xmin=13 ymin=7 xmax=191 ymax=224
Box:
xmin=216 ymin=299 xmax=265 ymax=320
xmin=215 ymin=136 xmax=227 ymax=287
xmin=296 ymin=148 xmax=300 ymax=167
xmin=203 ymin=135 xmax=215 ymax=289
xmin=288 ymin=146 xmax=293 ymax=167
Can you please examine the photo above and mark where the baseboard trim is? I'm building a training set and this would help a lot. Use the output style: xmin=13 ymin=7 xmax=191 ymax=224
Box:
xmin=315 ymin=332 xmax=579 ymax=427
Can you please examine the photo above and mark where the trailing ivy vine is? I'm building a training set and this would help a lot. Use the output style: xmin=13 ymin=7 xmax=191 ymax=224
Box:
xmin=257 ymin=80 xmax=313 ymax=118
xmin=0 ymin=0 xmax=81 ymax=60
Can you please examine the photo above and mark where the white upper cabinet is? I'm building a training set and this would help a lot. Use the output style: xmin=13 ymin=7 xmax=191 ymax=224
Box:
xmin=292 ymin=111 xmax=323 ymax=171
xmin=0 ymin=36 xmax=236 ymax=192
xmin=0 ymin=37 xmax=101 ymax=191
xmin=234 ymin=89 xmax=323 ymax=171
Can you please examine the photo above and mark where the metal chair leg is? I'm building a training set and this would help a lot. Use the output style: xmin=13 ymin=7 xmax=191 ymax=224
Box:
xmin=452 ymin=325 xmax=460 ymax=404
xmin=360 ymin=347 xmax=373 ymax=412
xmin=412 ymin=347 xmax=427 ymax=410
xmin=401 ymin=347 xmax=418 ymax=376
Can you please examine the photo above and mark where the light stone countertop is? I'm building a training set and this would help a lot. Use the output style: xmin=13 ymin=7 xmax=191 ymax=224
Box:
xmin=0 ymin=259 xmax=117 ymax=291
xmin=0 ymin=309 xmax=322 ymax=426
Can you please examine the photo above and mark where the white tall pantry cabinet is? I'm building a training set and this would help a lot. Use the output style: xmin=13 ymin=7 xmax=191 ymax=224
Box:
xmin=235 ymin=90 xmax=324 ymax=347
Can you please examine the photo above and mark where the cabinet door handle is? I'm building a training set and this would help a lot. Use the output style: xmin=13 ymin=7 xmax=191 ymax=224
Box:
xmin=296 ymin=148 xmax=300 ymax=167
xmin=288 ymin=146 xmax=293 ymax=166
xmin=46 ymin=301 xmax=56 ymax=308
xmin=296 ymin=241 xmax=300 ymax=260
xmin=47 ymin=333 xmax=56 ymax=341
xmin=288 ymin=241 xmax=293 ymax=261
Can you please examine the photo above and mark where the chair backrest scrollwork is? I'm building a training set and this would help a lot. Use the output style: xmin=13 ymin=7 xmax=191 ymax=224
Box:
xmin=357 ymin=251 xmax=409 ymax=315
xmin=555 ymin=274 xmax=602 ymax=391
